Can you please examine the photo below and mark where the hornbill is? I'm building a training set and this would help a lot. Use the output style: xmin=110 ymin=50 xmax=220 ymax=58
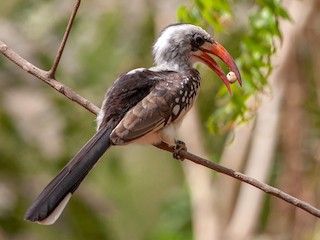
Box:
xmin=24 ymin=23 xmax=241 ymax=224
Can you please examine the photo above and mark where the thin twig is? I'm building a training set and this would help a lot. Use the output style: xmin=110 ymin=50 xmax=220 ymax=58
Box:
xmin=0 ymin=0 xmax=319 ymax=219
xmin=48 ymin=0 xmax=81 ymax=78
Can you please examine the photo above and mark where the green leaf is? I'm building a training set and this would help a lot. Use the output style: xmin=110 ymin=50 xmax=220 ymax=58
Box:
xmin=177 ymin=0 xmax=289 ymax=136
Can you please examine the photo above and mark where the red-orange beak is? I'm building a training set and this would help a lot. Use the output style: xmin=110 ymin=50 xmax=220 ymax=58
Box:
xmin=192 ymin=40 xmax=242 ymax=95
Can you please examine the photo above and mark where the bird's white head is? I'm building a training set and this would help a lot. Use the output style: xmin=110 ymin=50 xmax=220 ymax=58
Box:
xmin=153 ymin=23 xmax=242 ymax=94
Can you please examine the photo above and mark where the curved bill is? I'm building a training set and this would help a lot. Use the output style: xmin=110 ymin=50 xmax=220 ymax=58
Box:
xmin=192 ymin=40 xmax=242 ymax=95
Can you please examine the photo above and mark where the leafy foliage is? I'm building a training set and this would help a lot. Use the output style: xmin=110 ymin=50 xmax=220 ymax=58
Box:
xmin=178 ymin=0 xmax=290 ymax=134
xmin=178 ymin=0 xmax=232 ymax=33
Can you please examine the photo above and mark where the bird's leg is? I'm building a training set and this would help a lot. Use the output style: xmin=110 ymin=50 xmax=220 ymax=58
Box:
xmin=173 ymin=140 xmax=187 ymax=161
xmin=153 ymin=140 xmax=187 ymax=161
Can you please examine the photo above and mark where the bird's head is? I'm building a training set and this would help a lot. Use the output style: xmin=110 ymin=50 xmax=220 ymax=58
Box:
xmin=153 ymin=23 xmax=241 ymax=94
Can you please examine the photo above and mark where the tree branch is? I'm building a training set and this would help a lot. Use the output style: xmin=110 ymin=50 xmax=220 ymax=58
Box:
xmin=0 ymin=0 xmax=319 ymax=219
xmin=154 ymin=143 xmax=320 ymax=218
xmin=0 ymin=40 xmax=99 ymax=115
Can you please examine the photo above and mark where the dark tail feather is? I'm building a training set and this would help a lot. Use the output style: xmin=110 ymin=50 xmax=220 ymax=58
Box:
xmin=24 ymin=126 xmax=112 ymax=225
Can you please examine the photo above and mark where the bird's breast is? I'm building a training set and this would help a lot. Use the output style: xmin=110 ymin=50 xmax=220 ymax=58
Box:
xmin=152 ymin=72 xmax=201 ymax=145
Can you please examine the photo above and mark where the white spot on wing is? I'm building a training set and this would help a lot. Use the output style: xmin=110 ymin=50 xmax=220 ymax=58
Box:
xmin=172 ymin=105 xmax=180 ymax=115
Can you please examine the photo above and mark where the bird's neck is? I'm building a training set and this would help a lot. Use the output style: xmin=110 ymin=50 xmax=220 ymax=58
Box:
xmin=153 ymin=51 xmax=193 ymax=72
xmin=153 ymin=61 xmax=193 ymax=72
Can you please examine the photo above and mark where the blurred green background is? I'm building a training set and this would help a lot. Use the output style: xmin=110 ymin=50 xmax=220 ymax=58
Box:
xmin=1 ymin=0 xmax=320 ymax=240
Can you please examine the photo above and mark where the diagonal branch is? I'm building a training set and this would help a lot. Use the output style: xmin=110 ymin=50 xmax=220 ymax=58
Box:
xmin=48 ymin=0 xmax=81 ymax=78
xmin=155 ymin=143 xmax=320 ymax=218
xmin=0 ymin=41 xmax=99 ymax=115
xmin=0 ymin=0 xmax=319 ymax=220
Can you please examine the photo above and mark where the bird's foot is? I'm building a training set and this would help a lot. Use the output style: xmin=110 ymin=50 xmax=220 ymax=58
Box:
xmin=173 ymin=140 xmax=187 ymax=161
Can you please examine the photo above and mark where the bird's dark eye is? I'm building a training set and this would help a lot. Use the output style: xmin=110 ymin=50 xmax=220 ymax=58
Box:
xmin=192 ymin=34 xmax=205 ymax=50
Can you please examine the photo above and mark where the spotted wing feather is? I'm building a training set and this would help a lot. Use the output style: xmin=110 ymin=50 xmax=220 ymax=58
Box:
xmin=110 ymin=69 xmax=200 ymax=144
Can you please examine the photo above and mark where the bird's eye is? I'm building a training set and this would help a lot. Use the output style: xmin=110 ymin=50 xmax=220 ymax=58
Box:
xmin=193 ymin=34 xmax=205 ymax=47
xmin=191 ymin=34 xmax=205 ymax=50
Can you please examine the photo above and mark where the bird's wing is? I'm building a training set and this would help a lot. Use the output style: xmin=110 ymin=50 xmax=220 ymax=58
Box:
xmin=109 ymin=69 xmax=200 ymax=144
xmin=97 ymin=68 xmax=164 ymax=130
xmin=109 ymin=84 xmax=171 ymax=144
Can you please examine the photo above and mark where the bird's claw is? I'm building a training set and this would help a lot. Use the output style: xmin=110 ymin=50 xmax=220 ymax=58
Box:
xmin=173 ymin=140 xmax=187 ymax=161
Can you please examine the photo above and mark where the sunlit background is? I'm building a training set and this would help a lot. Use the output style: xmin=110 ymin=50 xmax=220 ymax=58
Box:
xmin=0 ymin=0 xmax=320 ymax=239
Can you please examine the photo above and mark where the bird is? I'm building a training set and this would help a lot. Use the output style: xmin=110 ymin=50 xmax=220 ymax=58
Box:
xmin=24 ymin=23 xmax=241 ymax=225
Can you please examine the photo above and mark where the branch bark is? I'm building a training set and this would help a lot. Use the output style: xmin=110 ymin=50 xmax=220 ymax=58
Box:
xmin=0 ymin=0 xmax=319 ymax=220
xmin=0 ymin=40 xmax=99 ymax=115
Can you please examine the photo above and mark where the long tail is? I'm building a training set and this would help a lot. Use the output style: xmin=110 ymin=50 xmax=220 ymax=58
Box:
xmin=24 ymin=126 xmax=112 ymax=225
